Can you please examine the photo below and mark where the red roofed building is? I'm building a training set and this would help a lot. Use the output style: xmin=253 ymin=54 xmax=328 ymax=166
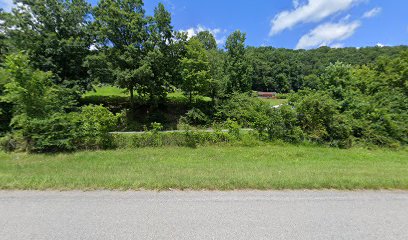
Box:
xmin=257 ymin=92 xmax=277 ymax=99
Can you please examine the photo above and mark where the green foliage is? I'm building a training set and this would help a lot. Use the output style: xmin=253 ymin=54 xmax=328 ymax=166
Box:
xmin=255 ymin=105 xmax=304 ymax=144
xmin=23 ymin=113 xmax=78 ymax=152
xmin=225 ymin=119 xmax=241 ymax=140
xmin=284 ymin=53 xmax=408 ymax=148
xmin=192 ymin=31 xmax=217 ymax=50
xmin=225 ymin=31 xmax=252 ymax=94
xmin=216 ymin=93 xmax=270 ymax=127
xmin=90 ymin=0 xmax=184 ymax=105
xmin=5 ymin=0 xmax=92 ymax=91
xmin=1 ymin=54 xmax=73 ymax=119
xmin=112 ymin=130 xmax=235 ymax=149
xmin=1 ymin=0 xmax=407 ymax=152
xmin=290 ymin=90 xmax=352 ymax=146
xmin=0 ymin=54 xmax=76 ymax=151
xmin=180 ymin=38 xmax=211 ymax=103
xmin=0 ymin=9 xmax=10 ymax=62
xmin=91 ymin=0 xmax=149 ymax=104
xmin=0 ymin=54 xmax=77 ymax=151
xmin=246 ymin=46 xmax=408 ymax=93
xmin=181 ymin=108 xmax=210 ymax=126
xmin=0 ymin=54 xmax=122 ymax=152
xmin=206 ymin=49 xmax=227 ymax=100
xmin=73 ymin=105 xmax=122 ymax=150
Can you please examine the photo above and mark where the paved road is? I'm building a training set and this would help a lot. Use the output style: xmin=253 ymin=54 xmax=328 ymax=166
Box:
xmin=1 ymin=191 xmax=408 ymax=240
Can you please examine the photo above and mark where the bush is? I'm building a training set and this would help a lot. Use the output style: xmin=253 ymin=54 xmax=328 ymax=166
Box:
xmin=0 ymin=105 xmax=122 ymax=152
xmin=276 ymin=93 xmax=288 ymax=99
xmin=73 ymin=105 xmax=122 ymax=150
xmin=289 ymin=90 xmax=352 ymax=147
xmin=225 ymin=119 xmax=241 ymax=140
xmin=181 ymin=108 xmax=210 ymax=126
xmin=255 ymin=105 xmax=304 ymax=143
xmin=0 ymin=133 xmax=22 ymax=152
xmin=215 ymin=93 xmax=270 ymax=127
xmin=111 ymin=128 xmax=255 ymax=149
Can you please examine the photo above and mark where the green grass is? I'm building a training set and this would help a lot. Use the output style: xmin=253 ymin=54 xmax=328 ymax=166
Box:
xmin=1 ymin=145 xmax=407 ymax=190
xmin=260 ymin=98 xmax=288 ymax=106
xmin=83 ymin=85 xmax=212 ymax=102
xmin=84 ymin=85 xmax=129 ymax=97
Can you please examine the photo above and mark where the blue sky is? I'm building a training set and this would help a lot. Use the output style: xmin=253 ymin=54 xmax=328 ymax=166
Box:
xmin=1 ymin=0 xmax=407 ymax=49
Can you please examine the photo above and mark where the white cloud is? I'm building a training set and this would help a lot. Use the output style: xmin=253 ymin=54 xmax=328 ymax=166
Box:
xmin=296 ymin=20 xmax=361 ymax=49
xmin=331 ymin=43 xmax=344 ymax=48
xmin=270 ymin=0 xmax=362 ymax=36
xmin=376 ymin=43 xmax=385 ymax=47
xmin=0 ymin=0 xmax=14 ymax=12
xmin=363 ymin=7 xmax=382 ymax=18
xmin=181 ymin=25 xmax=227 ymax=45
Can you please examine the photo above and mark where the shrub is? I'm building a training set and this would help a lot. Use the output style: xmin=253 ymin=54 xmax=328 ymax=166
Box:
xmin=276 ymin=93 xmax=288 ymax=99
xmin=25 ymin=113 xmax=78 ymax=152
xmin=255 ymin=105 xmax=304 ymax=144
xmin=0 ymin=133 xmax=22 ymax=152
xmin=73 ymin=105 xmax=122 ymax=150
xmin=181 ymin=108 xmax=210 ymax=126
xmin=215 ymin=93 xmax=270 ymax=127
xmin=0 ymin=53 xmax=79 ymax=152
xmin=225 ymin=119 xmax=241 ymax=140
xmin=111 ymin=128 xmax=250 ymax=149
xmin=290 ymin=90 xmax=352 ymax=146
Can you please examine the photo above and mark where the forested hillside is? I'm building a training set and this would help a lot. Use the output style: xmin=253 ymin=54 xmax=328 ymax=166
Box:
xmin=0 ymin=1 xmax=407 ymax=152
xmin=247 ymin=46 xmax=408 ymax=92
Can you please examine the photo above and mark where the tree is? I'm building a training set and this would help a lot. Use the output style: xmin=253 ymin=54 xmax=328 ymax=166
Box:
xmin=193 ymin=31 xmax=217 ymax=51
xmin=91 ymin=1 xmax=182 ymax=106
xmin=4 ymin=0 xmax=92 ymax=91
xmin=225 ymin=30 xmax=252 ymax=94
xmin=144 ymin=3 xmax=181 ymax=103
xmin=0 ymin=53 xmax=78 ymax=151
xmin=1 ymin=54 xmax=72 ymax=119
xmin=0 ymin=9 xmax=10 ymax=63
xmin=206 ymin=49 xmax=227 ymax=101
xmin=180 ymin=38 xmax=211 ymax=104
xmin=92 ymin=0 xmax=149 ymax=107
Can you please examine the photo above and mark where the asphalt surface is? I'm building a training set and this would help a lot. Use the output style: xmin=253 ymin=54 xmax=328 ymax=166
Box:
xmin=0 ymin=191 xmax=407 ymax=240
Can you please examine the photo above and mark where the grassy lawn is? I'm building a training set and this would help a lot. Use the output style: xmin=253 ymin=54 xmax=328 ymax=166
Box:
xmin=84 ymin=85 xmax=129 ymax=97
xmin=0 ymin=145 xmax=407 ymax=190
xmin=260 ymin=98 xmax=288 ymax=106
xmin=83 ymin=85 xmax=212 ymax=102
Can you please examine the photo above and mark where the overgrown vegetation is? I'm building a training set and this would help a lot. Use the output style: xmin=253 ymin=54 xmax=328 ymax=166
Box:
xmin=0 ymin=0 xmax=407 ymax=153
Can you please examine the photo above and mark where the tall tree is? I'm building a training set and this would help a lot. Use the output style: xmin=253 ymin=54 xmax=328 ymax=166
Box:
xmin=4 ymin=0 xmax=92 ymax=91
xmin=193 ymin=31 xmax=217 ymax=51
xmin=144 ymin=3 xmax=179 ymax=103
xmin=180 ymin=38 xmax=211 ymax=104
xmin=0 ymin=9 xmax=10 ymax=63
xmin=92 ymin=0 xmax=149 ymax=107
xmin=91 ymin=1 xmax=182 ymax=106
xmin=206 ymin=49 xmax=227 ymax=101
xmin=225 ymin=30 xmax=252 ymax=94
